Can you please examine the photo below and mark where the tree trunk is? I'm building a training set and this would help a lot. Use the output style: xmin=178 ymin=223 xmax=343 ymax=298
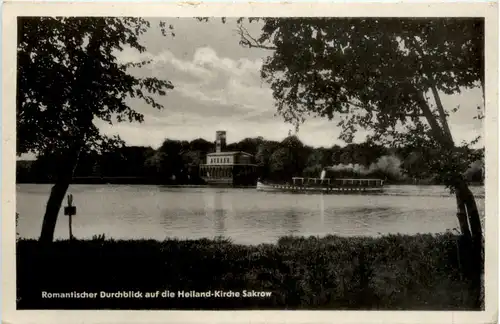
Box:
xmin=455 ymin=192 xmax=471 ymax=241
xmin=455 ymin=177 xmax=483 ymax=243
xmin=38 ymin=145 xmax=82 ymax=244
xmin=454 ymin=177 xmax=484 ymax=309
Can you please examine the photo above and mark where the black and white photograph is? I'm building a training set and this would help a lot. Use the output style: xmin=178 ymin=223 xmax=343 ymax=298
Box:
xmin=3 ymin=2 xmax=498 ymax=323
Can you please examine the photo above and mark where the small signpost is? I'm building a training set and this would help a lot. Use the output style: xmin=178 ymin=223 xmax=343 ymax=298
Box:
xmin=64 ymin=194 xmax=77 ymax=241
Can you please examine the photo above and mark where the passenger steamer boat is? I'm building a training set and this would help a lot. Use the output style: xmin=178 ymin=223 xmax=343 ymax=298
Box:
xmin=256 ymin=171 xmax=385 ymax=194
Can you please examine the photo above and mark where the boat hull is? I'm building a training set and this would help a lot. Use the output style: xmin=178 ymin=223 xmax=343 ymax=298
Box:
xmin=256 ymin=181 xmax=384 ymax=194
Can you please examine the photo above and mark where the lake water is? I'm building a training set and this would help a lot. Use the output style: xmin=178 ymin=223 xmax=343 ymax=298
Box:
xmin=16 ymin=184 xmax=485 ymax=245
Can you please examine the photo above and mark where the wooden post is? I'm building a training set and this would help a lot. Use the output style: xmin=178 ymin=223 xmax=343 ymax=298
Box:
xmin=69 ymin=211 xmax=73 ymax=240
xmin=64 ymin=194 xmax=77 ymax=241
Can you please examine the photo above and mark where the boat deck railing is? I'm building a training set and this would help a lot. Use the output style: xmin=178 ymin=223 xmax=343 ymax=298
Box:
xmin=291 ymin=177 xmax=384 ymax=187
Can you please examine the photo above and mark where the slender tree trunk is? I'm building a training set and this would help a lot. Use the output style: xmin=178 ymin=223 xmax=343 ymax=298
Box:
xmin=454 ymin=176 xmax=484 ymax=309
xmin=38 ymin=143 xmax=83 ymax=244
xmin=455 ymin=177 xmax=483 ymax=242
xmin=39 ymin=180 xmax=71 ymax=243
xmin=455 ymin=192 xmax=471 ymax=241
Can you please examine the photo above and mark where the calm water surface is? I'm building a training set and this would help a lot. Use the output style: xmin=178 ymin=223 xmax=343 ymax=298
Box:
xmin=16 ymin=184 xmax=485 ymax=245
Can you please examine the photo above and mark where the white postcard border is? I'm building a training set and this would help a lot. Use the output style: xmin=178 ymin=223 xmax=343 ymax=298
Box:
xmin=2 ymin=2 xmax=498 ymax=324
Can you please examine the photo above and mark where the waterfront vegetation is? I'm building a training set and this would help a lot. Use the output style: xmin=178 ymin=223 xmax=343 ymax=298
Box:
xmin=17 ymin=232 xmax=481 ymax=310
xmin=16 ymin=136 xmax=484 ymax=186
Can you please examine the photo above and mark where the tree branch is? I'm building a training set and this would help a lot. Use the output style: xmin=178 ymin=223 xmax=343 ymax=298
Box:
xmin=408 ymin=36 xmax=455 ymax=145
xmin=296 ymin=96 xmax=426 ymax=120
xmin=411 ymin=86 xmax=454 ymax=149
xmin=430 ymin=84 xmax=454 ymax=143
xmin=236 ymin=24 xmax=277 ymax=51
xmin=347 ymin=100 xmax=425 ymax=118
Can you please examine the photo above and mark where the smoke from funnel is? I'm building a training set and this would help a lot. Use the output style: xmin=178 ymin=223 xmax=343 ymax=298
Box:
xmin=326 ymin=155 xmax=402 ymax=179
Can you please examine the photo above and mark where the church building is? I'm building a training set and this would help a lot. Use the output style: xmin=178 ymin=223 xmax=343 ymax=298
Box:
xmin=199 ymin=131 xmax=258 ymax=186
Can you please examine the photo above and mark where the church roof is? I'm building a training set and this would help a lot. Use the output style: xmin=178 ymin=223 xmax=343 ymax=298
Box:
xmin=206 ymin=151 xmax=253 ymax=156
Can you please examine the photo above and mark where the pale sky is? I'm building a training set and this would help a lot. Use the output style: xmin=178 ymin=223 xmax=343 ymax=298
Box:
xmin=20 ymin=18 xmax=485 ymax=159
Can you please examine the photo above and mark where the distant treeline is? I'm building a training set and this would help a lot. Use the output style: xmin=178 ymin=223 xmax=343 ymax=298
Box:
xmin=16 ymin=136 xmax=484 ymax=185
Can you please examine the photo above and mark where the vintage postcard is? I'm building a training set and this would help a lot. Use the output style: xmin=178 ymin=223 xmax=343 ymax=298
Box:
xmin=2 ymin=2 xmax=499 ymax=324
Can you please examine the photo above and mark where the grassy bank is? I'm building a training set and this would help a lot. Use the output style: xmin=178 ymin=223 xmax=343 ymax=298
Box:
xmin=16 ymin=233 xmax=481 ymax=310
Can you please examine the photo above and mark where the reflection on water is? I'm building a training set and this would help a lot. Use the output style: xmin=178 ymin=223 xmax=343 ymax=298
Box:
xmin=283 ymin=209 xmax=301 ymax=235
xmin=16 ymin=184 xmax=485 ymax=245
xmin=211 ymin=191 xmax=226 ymax=238
xmin=319 ymin=194 xmax=325 ymax=227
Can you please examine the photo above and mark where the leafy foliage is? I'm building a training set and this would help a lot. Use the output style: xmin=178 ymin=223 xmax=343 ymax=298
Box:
xmin=17 ymin=17 xmax=174 ymax=156
xmin=236 ymin=18 xmax=484 ymax=189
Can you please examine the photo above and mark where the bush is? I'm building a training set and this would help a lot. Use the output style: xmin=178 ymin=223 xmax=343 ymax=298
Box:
xmin=16 ymin=233 xmax=478 ymax=310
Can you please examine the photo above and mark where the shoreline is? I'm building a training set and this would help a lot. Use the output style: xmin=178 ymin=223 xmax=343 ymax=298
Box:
xmin=14 ymin=231 xmax=469 ymax=246
xmin=15 ymin=182 xmax=486 ymax=188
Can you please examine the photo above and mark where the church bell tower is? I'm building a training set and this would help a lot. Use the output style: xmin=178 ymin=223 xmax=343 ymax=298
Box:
xmin=215 ymin=131 xmax=226 ymax=153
